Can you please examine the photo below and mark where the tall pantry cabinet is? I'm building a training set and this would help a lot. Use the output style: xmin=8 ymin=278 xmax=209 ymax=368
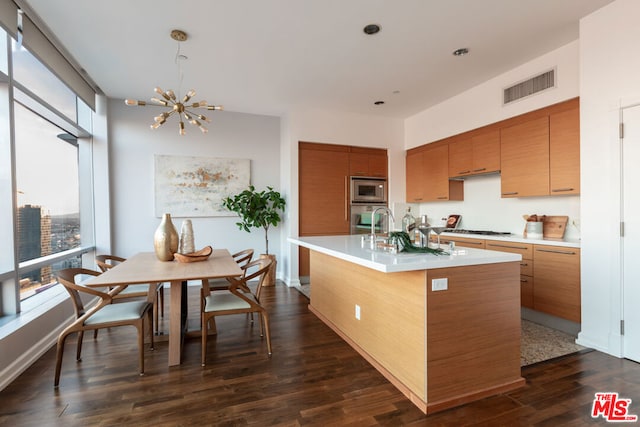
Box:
xmin=298 ymin=141 xmax=387 ymax=277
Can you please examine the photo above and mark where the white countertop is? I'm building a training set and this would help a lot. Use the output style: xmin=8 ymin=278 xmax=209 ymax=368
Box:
xmin=440 ymin=231 xmax=581 ymax=248
xmin=289 ymin=235 xmax=522 ymax=273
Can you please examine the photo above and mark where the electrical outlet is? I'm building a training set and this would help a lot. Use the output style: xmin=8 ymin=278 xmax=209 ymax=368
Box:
xmin=432 ymin=278 xmax=448 ymax=291
xmin=355 ymin=304 xmax=361 ymax=320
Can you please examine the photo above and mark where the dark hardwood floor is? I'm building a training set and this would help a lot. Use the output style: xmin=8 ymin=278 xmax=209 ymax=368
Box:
xmin=1 ymin=283 xmax=639 ymax=426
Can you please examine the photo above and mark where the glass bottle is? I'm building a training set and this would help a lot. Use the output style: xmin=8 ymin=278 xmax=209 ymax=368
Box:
xmin=401 ymin=207 xmax=416 ymax=242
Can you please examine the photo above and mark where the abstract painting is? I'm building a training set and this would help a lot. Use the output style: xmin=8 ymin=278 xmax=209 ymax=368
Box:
xmin=154 ymin=154 xmax=250 ymax=217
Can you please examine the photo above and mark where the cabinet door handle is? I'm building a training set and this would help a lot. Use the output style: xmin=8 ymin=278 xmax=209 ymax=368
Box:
xmin=437 ymin=196 xmax=448 ymax=200
xmin=535 ymin=248 xmax=577 ymax=255
xmin=466 ymin=241 xmax=484 ymax=246
xmin=472 ymin=168 xmax=486 ymax=172
xmin=520 ymin=278 xmax=529 ymax=283
xmin=502 ymin=191 xmax=519 ymax=196
xmin=488 ymin=243 xmax=529 ymax=250
xmin=458 ymin=170 xmax=471 ymax=174
xmin=551 ymin=188 xmax=574 ymax=192
xmin=344 ymin=176 xmax=348 ymax=222
xmin=520 ymin=262 xmax=528 ymax=267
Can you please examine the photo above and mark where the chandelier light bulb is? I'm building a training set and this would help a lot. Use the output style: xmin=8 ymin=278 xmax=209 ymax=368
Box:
xmin=166 ymin=90 xmax=176 ymax=101
xmin=150 ymin=98 xmax=168 ymax=106
xmin=179 ymin=121 xmax=186 ymax=135
xmin=125 ymin=99 xmax=146 ymax=106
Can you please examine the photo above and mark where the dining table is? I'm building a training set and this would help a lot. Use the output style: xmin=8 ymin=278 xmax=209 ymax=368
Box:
xmin=85 ymin=249 xmax=242 ymax=366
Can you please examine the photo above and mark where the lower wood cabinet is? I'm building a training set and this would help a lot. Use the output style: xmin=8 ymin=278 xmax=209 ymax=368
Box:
xmin=484 ymin=240 xmax=580 ymax=321
xmin=485 ymin=241 xmax=534 ymax=309
xmin=438 ymin=235 xmax=486 ymax=249
xmin=533 ymin=245 xmax=581 ymax=322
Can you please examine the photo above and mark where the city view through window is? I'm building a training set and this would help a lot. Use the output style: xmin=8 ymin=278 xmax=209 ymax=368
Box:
xmin=15 ymin=102 xmax=82 ymax=300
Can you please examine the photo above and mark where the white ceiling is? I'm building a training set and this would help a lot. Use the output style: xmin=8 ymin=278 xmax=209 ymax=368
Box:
xmin=21 ymin=0 xmax=613 ymax=119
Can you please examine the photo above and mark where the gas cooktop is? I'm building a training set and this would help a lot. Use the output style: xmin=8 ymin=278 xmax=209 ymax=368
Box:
xmin=445 ymin=229 xmax=512 ymax=236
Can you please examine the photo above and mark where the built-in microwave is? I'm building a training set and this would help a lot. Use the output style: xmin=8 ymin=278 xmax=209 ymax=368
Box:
xmin=350 ymin=177 xmax=387 ymax=204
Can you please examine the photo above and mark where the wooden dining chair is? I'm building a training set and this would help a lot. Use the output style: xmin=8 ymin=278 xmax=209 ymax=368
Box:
xmin=95 ymin=254 xmax=165 ymax=333
xmin=204 ymin=248 xmax=254 ymax=292
xmin=201 ymin=258 xmax=272 ymax=366
xmin=54 ymin=268 xmax=154 ymax=388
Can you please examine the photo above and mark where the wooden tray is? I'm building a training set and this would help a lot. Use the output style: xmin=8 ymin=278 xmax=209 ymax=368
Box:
xmin=174 ymin=246 xmax=213 ymax=263
xmin=542 ymin=216 xmax=568 ymax=239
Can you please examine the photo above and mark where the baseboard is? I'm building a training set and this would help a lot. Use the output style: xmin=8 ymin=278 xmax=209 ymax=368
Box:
xmin=521 ymin=307 xmax=581 ymax=336
xmin=0 ymin=315 xmax=73 ymax=391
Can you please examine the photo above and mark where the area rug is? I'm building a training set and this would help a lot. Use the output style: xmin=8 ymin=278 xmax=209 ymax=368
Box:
xmin=520 ymin=319 xmax=587 ymax=366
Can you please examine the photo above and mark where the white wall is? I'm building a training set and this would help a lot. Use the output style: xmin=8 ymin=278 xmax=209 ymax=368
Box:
xmin=282 ymin=108 xmax=405 ymax=284
xmin=578 ymin=0 xmax=640 ymax=356
xmin=107 ymin=100 xmax=283 ymax=275
xmin=403 ymin=41 xmax=582 ymax=237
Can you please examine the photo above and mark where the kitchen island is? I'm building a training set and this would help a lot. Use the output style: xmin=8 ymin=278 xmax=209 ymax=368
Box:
xmin=289 ymin=235 xmax=525 ymax=414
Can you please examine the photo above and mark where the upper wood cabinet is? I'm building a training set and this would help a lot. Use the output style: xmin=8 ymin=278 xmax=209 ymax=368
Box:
xmin=500 ymin=116 xmax=550 ymax=197
xmin=500 ymin=98 xmax=579 ymax=198
xmin=349 ymin=147 xmax=388 ymax=177
xmin=448 ymin=129 xmax=500 ymax=178
xmin=549 ymin=102 xmax=580 ymax=195
xmin=299 ymin=142 xmax=350 ymax=236
xmin=406 ymin=149 xmax=425 ymax=202
xmin=406 ymin=142 xmax=463 ymax=202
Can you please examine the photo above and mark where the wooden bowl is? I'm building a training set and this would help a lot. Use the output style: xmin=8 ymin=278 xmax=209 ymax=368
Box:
xmin=174 ymin=245 xmax=213 ymax=263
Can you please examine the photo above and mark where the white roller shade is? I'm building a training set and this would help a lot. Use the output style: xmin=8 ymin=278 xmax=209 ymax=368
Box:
xmin=21 ymin=14 xmax=96 ymax=110
xmin=4 ymin=1 xmax=98 ymax=110
xmin=0 ymin=1 xmax=18 ymax=37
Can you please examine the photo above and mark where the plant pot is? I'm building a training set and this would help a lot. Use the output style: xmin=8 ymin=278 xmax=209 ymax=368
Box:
xmin=259 ymin=254 xmax=277 ymax=286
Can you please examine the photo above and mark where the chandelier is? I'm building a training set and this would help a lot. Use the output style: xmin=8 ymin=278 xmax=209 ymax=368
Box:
xmin=124 ymin=29 xmax=223 ymax=135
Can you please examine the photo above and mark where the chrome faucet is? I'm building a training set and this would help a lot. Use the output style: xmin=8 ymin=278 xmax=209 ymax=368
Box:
xmin=370 ymin=207 xmax=395 ymax=244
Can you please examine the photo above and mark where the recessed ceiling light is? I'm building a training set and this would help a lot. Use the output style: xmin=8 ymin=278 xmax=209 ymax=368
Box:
xmin=363 ymin=24 xmax=381 ymax=35
xmin=453 ymin=48 xmax=469 ymax=56
xmin=374 ymin=101 xmax=385 ymax=105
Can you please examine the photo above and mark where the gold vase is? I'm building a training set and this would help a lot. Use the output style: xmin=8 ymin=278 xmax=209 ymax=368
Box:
xmin=154 ymin=213 xmax=179 ymax=261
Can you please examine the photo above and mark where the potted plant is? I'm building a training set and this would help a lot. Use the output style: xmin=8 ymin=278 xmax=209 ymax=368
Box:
xmin=222 ymin=185 xmax=286 ymax=286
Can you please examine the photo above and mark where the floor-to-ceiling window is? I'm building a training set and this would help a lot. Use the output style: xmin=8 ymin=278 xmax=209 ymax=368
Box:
xmin=0 ymin=23 xmax=95 ymax=316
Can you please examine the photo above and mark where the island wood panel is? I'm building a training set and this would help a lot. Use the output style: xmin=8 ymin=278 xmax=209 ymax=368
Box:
xmin=549 ymin=101 xmax=580 ymax=195
xmin=425 ymin=262 xmax=523 ymax=407
xmin=500 ymin=116 xmax=550 ymax=197
xmin=308 ymin=250 xmax=524 ymax=414
xmin=309 ymin=251 xmax=427 ymax=402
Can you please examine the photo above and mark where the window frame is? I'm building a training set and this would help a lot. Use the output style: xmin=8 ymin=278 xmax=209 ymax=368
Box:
xmin=0 ymin=28 xmax=95 ymax=316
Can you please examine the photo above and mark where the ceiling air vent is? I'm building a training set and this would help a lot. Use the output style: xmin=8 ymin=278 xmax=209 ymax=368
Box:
xmin=503 ymin=69 xmax=555 ymax=105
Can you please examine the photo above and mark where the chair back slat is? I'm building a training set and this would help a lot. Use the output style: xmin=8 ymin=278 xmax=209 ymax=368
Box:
xmin=56 ymin=268 xmax=109 ymax=318
xmin=95 ymin=254 xmax=126 ymax=272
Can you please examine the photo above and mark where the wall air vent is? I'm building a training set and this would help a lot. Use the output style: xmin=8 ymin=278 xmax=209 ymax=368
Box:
xmin=503 ymin=69 xmax=555 ymax=105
